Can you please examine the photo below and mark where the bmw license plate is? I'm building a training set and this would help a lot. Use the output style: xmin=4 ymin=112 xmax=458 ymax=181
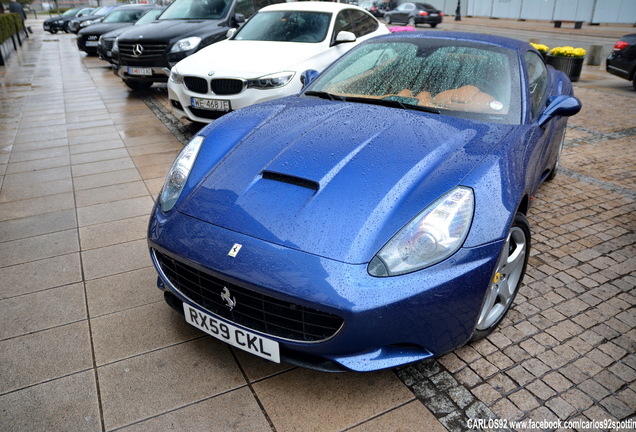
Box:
xmin=127 ymin=67 xmax=152 ymax=76
xmin=191 ymin=97 xmax=230 ymax=111
xmin=183 ymin=303 xmax=280 ymax=363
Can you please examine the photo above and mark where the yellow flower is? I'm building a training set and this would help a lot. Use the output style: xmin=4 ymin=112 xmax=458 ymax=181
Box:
xmin=548 ymin=46 xmax=586 ymax=58
xmin=530 ymin=43 xmax=549 ymax=53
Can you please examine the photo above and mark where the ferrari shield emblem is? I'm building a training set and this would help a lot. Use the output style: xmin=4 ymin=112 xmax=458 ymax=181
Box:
xmin=228 ymin=243 xmax=242 ymax=258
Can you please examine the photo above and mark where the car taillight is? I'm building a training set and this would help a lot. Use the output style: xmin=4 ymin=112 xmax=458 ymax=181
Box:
xmin=419 ymin=11 xmax=429 ymax=16
xmin=371 ymin=6 xmax=377 ymax=11
xmin=613 ymin=40 xmax=628 ymax=51
xmin=440 ymin=12 xmax=444 ymax=16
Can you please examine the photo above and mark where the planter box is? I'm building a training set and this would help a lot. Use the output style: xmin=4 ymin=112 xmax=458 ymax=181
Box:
xmin=546 ymin=55 xmax=584 ymax=82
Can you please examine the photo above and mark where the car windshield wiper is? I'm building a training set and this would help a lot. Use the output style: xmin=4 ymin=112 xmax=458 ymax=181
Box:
xmin=343 ymin=95 xmax=441 ymax=114
xmin=304 ymin=91 xmax=347 ymax=101
xmin=304 ymin=91 xmax=440 ymax=114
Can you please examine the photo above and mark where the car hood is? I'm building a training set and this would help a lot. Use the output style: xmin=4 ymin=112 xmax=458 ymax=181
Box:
xmin=175 ymin=40 xmax=330 ymax=77
xmin=179 ymin=97 xmax=514 ymax=264
xmin=116 ymin=19 xmax=224 ymax=43
xmin=79 ymin=22 xmax=132 ymax=36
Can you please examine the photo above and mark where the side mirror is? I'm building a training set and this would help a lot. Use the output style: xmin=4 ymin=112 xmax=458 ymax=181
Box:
xmin=231 ymin=13 xmax=245 ymax=27
xmin=226 ymin=27 xmax=237 ymax=39
xmin=538 ymin=95 xmax=582 ymax=127
xmin=334 ymin=30 xmax=356 ymax=45
xmin=300 ymin=69 xmax=320 ymax=89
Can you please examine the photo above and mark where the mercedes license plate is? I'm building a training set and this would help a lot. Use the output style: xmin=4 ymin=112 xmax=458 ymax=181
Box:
xmin=183 ymin=303 xmax=280 ymax=363
xmin=191 ymin=97 xmax=230 ymax=112
xmin=127 ymin=67 xmax=152 ymax=76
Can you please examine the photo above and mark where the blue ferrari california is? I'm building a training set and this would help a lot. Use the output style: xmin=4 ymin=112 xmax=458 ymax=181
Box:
xmin=148 ymin=32 xmax=581 ymax=372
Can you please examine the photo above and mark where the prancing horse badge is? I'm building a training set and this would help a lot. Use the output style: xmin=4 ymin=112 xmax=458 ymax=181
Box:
xmin=228 ymin=243 xmax=242 ymax=258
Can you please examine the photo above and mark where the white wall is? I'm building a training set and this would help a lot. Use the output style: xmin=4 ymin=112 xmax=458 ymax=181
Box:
xmin=462 ymin=0 xmax=636 ymax=24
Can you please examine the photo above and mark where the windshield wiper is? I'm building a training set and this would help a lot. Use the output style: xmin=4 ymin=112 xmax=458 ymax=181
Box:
xmin=304 ymin=91 xmax=346 ymax=101
xmin=343 ymin=95 xmax=441 ymax=114
xmin=304 ymin=91 xmax=440 ymax=114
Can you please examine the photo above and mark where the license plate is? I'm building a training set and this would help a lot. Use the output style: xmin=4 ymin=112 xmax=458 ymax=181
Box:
xmin=183 ymin=303 xmax=280 ymax=363
xmin=191 ymin=97 xmax=230 ymax=111
xmin=430 ymin=13 xmax=438 ymax=16
xmin=127 ymin=67 xmax=152 ymax=76
xmin=86 ymin=41 xmax=98 ymax=47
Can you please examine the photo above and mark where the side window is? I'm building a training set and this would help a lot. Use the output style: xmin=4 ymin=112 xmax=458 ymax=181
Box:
xmin=525 ymin=51 xmax=550 ymax=117
xmin=397 ymin=4 xmax=408 ymax=11
xmin=349 ymin=10 xmax=378 ymax=37
xmin=333 ymin=10 xmax=353 ymax=36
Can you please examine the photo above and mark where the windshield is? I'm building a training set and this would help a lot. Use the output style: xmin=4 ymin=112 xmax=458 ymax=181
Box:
xmin=62 ymin=8 xmax=81 ymax=17
xmin=160 ymin=0 xmax=231 ymax=20
xmin=102 ymin=9 xmax=149 ymax=23
xmin=234 ymin=11 xmax=331 ymax=43
xmin=93 ymin=7 xmax=112 ymax=17
xmin=304 ymin=38 xmax=521 ymax=124
xmin=135 ymin=8 xmax=164 ymax=24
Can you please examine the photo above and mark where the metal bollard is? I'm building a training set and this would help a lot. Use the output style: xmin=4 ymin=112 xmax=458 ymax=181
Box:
xmin=587 ymin=44 xmax=603 ymax=66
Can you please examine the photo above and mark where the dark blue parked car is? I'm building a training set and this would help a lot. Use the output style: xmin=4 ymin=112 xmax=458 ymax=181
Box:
xmin=148 ymin=32 xmax=581 ymax=372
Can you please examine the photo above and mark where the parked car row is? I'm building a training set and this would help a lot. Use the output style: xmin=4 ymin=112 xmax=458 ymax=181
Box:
xmin=76 ymin=5 xmax=161 ymax=56
xmin=43 ymin=7 xmax=94 ymax=33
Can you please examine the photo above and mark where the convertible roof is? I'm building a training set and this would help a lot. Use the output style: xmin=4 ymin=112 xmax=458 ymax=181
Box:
xmin=373 ymin=31 xmax=532 ymax=52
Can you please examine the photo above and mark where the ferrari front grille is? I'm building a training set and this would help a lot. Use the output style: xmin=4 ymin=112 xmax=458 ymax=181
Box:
xmin=153 ymin=249 xmax=344 ymax=343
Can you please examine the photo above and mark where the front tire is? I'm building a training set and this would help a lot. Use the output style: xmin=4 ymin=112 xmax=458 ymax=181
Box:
xmin=385 ymin=15 xmax=392 ymax=24
xmin=407 ymin=17 xmax=415 ymax=26
xmin=471 ymin=213 xmax=530 ymax=342
xmin=546 ymin=128 xmax=566 ymax=181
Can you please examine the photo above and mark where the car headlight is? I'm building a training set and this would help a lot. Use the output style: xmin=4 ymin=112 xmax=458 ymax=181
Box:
xmin=159 ymin=136 xmax=204 ymax=212
xmin=247 ymin=72 xmax=295 ymax=90
xmin=368 ymin=186 xmax=474 ymax=277
xmin=169 ymin=67 xmax=184 ymax=84
xmin=169 ymin=37 xmax=201 ymax=53
xmin=80 ymin=19 xmax=96 ymax=28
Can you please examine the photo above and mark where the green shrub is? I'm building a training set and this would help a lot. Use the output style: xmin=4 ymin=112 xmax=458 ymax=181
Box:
xmin=0 ymin=14 xmax=25 ymax=44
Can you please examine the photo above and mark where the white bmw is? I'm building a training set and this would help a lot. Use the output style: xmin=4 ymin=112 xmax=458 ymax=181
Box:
xmin=167 ymin=1 xmax=389 ymax=123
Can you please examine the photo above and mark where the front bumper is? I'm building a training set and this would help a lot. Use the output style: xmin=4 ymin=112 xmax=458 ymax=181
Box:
xmin=148 ymin=206 xmax=503 ymax=372
xmin=167 ymin=78 xmax=302 ymax=123
xmin=116 ymin=65 xmax=171 ymax=83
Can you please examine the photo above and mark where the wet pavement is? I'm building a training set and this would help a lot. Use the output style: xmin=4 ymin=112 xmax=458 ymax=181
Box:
xmin=1 ymin=16 xmax=635 ymax=432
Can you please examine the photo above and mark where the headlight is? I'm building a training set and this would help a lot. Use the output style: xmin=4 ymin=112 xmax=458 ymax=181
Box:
xmin=368 ymin=187 xmax=474 ymax=277
xmin=80 ymin=19 xmax=95 ymax=28
xmin=169 ymin=37 xmax=201 ymax=53
xmin=56 ymin=20 xmax=64 ymax=24
xmin=247 ymin=72 xmax=295 ymax=89
xmin=159 ymin=136 xmax=204 ymax=212
xmin=169 ymin=67 xmax=184 ymax=84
